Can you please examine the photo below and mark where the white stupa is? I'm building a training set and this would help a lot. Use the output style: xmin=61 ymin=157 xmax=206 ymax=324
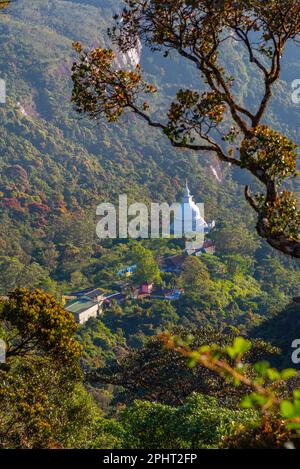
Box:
xmin=171 ymin=182 xmax=215 ymax=254
xmin=171 ymin=182 xmax=214 ymax=234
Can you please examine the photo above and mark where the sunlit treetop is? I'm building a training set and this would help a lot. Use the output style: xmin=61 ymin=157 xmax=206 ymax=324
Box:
xmin=72 ymin=1 xmax=300 ymax=258
xmin=1 ymin=288 xmax=82 ymax=367
xmin=0 ymin=1 xmax=12 ymax=10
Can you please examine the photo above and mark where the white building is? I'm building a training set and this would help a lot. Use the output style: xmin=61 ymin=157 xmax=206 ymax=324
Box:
xmin=171 ymin=182 xmax=215 ymax=255
xmin=65 ymin=297 xmax=100 ymax=325
xmin=65 ymin=288 xmax=106 ymax=324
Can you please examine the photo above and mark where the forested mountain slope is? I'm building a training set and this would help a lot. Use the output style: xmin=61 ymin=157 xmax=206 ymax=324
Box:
xmin=1 ymin=1 xmax=300 ymax=450
xmin=0 ymin=0 xmax=299 ymax=299
xmin=0 ymin=0 xmax=246 ymax=293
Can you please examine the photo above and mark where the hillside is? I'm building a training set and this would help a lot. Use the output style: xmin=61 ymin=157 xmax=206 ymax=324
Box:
xmin=251 ymin=299 xmax=300 ymax=369
xmin=1 ymin=0 xmax=300 ymax=451
xmin=0 ymin=0 xmax=253 ymax=294
xmin=0 ymin=0 xmax=299 ymax=307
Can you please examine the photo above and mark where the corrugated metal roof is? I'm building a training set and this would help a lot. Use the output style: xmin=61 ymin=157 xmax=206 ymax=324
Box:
xmin=65 ymin=298 xmax=97 ymax=314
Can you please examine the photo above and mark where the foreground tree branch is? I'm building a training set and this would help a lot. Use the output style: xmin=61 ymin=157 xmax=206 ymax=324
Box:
xmin=159 ymin=332 xmax=300 ymax=435
xmin=71 ymin=1 xmax=300 ymax=258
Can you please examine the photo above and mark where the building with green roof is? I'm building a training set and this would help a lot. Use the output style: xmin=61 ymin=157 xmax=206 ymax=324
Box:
xmin=65 ymin=297 xmax=100 ymax=324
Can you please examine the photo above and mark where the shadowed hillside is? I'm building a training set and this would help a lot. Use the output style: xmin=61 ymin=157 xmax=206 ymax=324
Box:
xmin=251 ymin=299 xmax=300 ymax=369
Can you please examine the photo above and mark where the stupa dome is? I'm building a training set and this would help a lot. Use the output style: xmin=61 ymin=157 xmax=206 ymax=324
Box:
xmin=173 ymin=182 xmax=208 ymax=235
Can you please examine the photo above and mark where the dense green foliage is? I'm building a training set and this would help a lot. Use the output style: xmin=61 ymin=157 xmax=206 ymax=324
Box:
xmin=1 ymin=0 xmax=300 ymax=450
xmin=115 ymin=394 xmax=257 ymax=449
xmin=94 ymin=327 xmax=277 ymax=408
xmin=0 ymin=289 xmax=99 ymax=448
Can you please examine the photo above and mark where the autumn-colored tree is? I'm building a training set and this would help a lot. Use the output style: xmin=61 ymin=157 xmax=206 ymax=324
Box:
xmin=72 ymin=1 xmax=300 ymax=258
xmin=0 ymin=1 xmax=11 ymax=10
xmin=1 ymin=288 xmax=82 ymax=366
xmin=0 ymin=289 xmax=99 ymax=448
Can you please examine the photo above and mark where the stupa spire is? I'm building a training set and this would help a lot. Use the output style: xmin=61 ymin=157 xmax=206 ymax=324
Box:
xmin=184 ymin=179 xmax=191 ymax=198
